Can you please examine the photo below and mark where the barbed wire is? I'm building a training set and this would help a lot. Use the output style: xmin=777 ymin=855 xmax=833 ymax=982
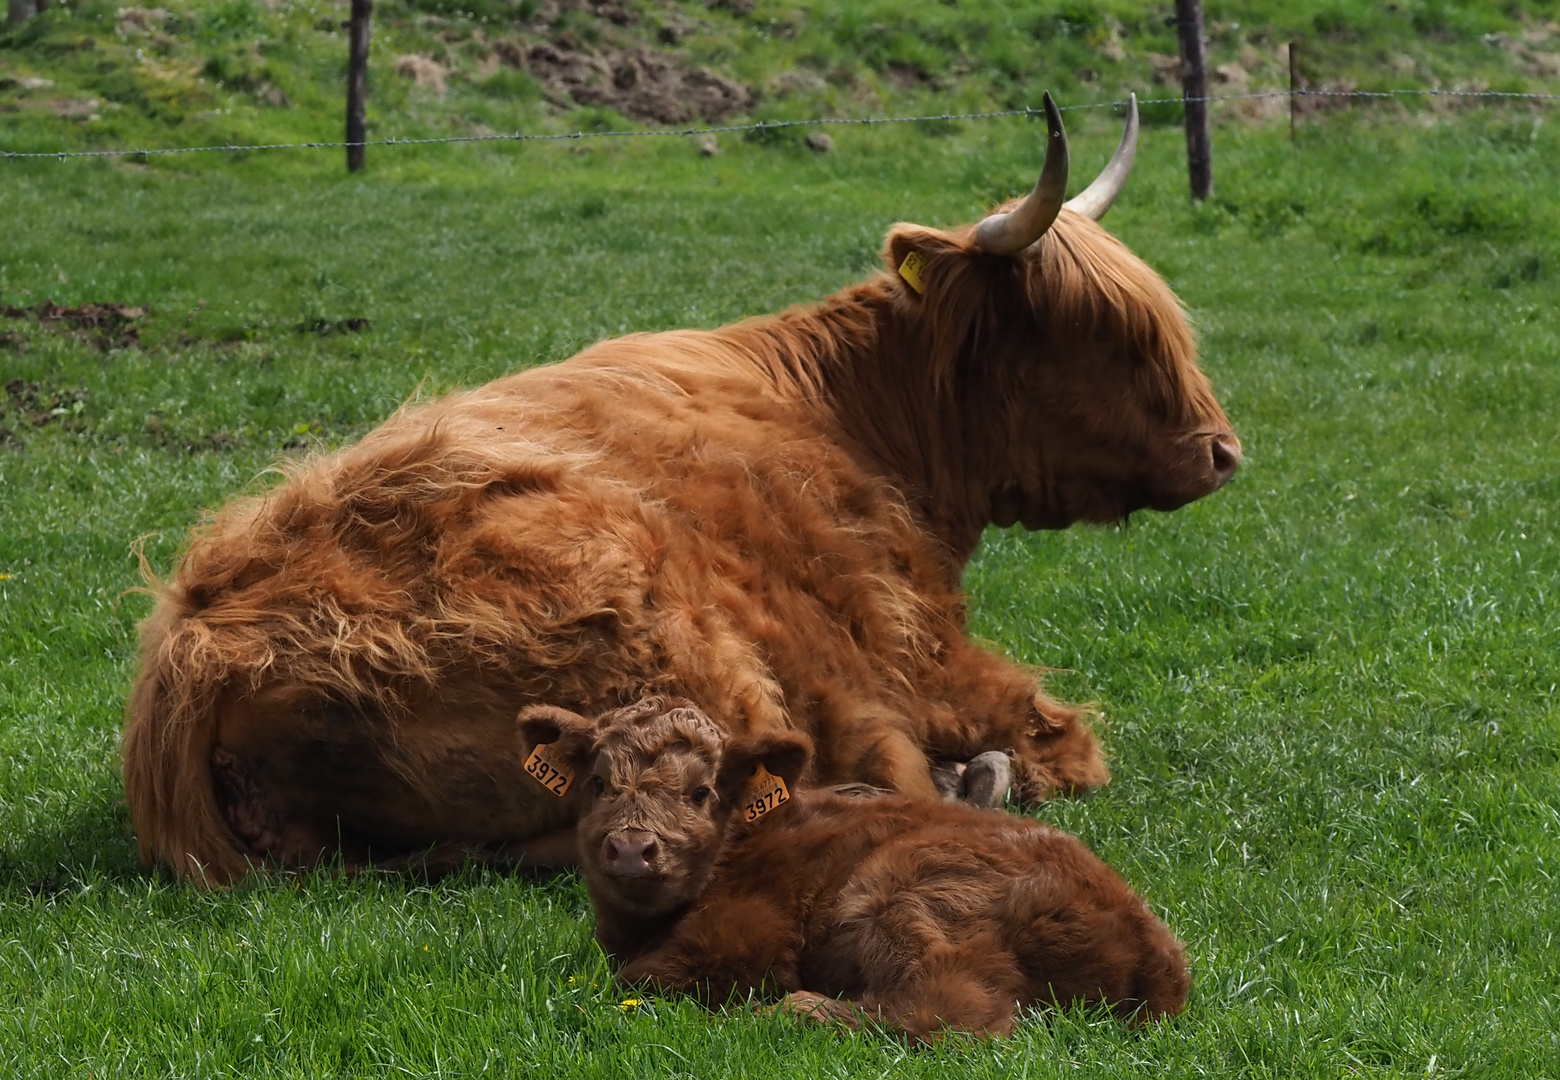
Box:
xmin=3 ymin=87 xmax=1557 ymax=161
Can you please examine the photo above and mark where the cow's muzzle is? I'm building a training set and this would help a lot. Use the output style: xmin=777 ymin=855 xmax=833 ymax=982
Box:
xmin=1148 ymin=429 xmax=1242 ymax=510
xmin=601 ymin=829 xmax=661 ymax=879
xmin=1209 ymin=432 xmax=1242 ymax=488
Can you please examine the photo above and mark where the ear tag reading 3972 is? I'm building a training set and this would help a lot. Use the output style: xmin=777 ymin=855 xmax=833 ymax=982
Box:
xmin=523 ymin=742 xmax=574 ymax=797
xmin=741 ymin=764 xmax=791 ymax=823
xmin=898 ymin=250 xmax=927 ymax=294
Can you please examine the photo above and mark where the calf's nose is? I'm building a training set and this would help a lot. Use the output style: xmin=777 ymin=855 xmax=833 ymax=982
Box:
xmin=1209 ymin=433 xmax=1241 ymax=486
xmin=603 ymin=830 xmax=659 ymax=877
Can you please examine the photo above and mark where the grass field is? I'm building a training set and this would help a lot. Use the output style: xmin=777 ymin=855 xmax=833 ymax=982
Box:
xmin=4 ymin=2 xmax=1560 ymax=1076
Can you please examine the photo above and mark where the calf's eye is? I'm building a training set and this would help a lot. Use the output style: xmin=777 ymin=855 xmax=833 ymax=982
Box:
xmin=691 ymin=786 xmax=711 ymax=805
xmin=588 ymin=775 xmax=606 ymax=795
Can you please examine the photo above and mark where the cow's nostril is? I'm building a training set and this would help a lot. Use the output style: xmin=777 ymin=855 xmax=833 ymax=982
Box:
xmin=1210 ymin=435 xmax=1241 ymax=481
xmin=603 ymin=832 xmax=659 ymax=876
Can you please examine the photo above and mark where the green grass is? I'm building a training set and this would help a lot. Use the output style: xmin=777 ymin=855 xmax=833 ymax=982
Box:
xmin=3 ymin=0 xmax=1557 ymax=158
xmin=4 ymin=2 xmax=1560 ymax=1075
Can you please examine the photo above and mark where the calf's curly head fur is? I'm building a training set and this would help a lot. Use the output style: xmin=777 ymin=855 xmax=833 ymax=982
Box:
xmin=520 ymin=697 xmax=811 ymax=919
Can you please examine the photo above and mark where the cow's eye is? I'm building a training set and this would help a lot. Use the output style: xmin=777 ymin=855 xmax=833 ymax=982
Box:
xmin=588 ymin=775 xmax=606 ymax=795
xmin=691 ymin=786 xmax=711 ymax=805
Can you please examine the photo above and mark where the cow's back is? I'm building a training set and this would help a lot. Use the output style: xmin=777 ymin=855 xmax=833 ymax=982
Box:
xmin=126 ymin=334 xmax=973 ymax=878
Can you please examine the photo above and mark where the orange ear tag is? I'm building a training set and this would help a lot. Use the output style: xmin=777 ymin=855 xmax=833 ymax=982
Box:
xmin=740 ymin=764 xmax=791 ymax=823
xmin=898 ymin=250 xmax=927 ymax=294
xmin=523 ymin=742 xmax=575 ymax=797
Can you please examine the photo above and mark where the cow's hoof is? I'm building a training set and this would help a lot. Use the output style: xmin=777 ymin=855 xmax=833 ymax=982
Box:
xmin=828 ymin=782 xmax=895 ymax=800
xmin=960 ymin=750 xmax=1014 ymax=809
xmin=929 ymin=760 xmax=966 ymax=801
xmin=764 ymin=991 xmax=865 ymax=1029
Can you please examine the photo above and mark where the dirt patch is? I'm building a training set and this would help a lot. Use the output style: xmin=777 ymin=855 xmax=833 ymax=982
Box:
xmin=1 ymin=379 xmax=90 ymax=445
xmin=3 ymin=302 xmax=146 ymax=350
xmin=142 ymin=414 xmax=239 ymax=453
xmin=1213 ymin=61 xmax=1250 ymax=92
xmin=297 ymin=317 xmax=371 ymax=335
xmin=40 ymin=98 xmax=102 ymax=120
xmin=885 ymin=60 xmax=938 ymax=90
xmin=498 ymin=40 xmax=751 ymax=124
xmin=115 ymin=7 xmax=171 ymax=35
xmin=1485 ymin=30 xmax=1560 ymax=77
xmin=394 ymin=55 xmax=449 ymax=94
xmin=190 ymin=431 xmax=237 ymax=452
xmin=1149 ymin=53 xmax=1182 ymax=85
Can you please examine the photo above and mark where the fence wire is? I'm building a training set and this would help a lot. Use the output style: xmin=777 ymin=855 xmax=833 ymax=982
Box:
xmin=3 ymin=87 xmax=1557 ymax=162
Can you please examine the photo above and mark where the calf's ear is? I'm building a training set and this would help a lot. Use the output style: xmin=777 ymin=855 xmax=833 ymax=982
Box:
xmin=715 ymin=730 xmax=813 ymax=809
xmin=516 ymin=704 xmax=597 ymax=769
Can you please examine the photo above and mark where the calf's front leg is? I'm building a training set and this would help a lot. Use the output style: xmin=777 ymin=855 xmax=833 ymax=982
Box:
xmin=616 ymin=892 xmax=802 ymax=1007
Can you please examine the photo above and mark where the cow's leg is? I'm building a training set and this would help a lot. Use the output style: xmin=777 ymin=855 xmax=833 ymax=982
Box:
xmin=210 ymin=746 xmax=343 ymax=869
xmin=945 ymin=694 xmax=1108 ymax=805
xmin=837 ymin=726 xmax=942 ymax=800
xmin=617 ymin=895 xmax=801 ymax=1006
xmin=925 ymin=642 xmax=1110 ymax=804
xmin=860 ymin=974 xmax=1018 ymax=1041
xmin=764 ymin=991 xmax=866 ymax=1029
xmin=926 ymin=751 xmax=1012 ymax=808
xmin=1009 ymin=691 xmax=1110 ymax=802
xmin=211 ymin=681 xmax=583 ymax=870
xmin=349 ymin=827 xmax=580 ymax=878
xmin=958 ymin=750 xmax=1014 ymax=808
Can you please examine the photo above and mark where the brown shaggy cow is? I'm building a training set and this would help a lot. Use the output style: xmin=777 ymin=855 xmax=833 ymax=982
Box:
xmin=123 ymin=95 xmax=1240 ymax=884
xmin=531 ymin=696 xmax=1190 ymax=1040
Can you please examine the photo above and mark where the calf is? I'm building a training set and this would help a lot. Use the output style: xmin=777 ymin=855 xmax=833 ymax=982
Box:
xmin=522 ymin=697 xmax=1190 ymax=1040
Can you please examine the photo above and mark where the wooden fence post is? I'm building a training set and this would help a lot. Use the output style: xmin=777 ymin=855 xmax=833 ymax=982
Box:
xmin=7 ymin=0 xmax=36 ymax=30
xmin=1174 ymin=0 xmax=1212 ymax=199
xmin=1288 ymin=41 xmax=1300 ymax=142
xmin=346 ymin=0 xmax=373 ymax=173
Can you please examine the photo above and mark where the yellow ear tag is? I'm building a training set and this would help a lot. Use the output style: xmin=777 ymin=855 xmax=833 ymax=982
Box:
xmin=898 ymin=250 xmax=927 ymax=294
xmin=740 ymin=764 xmax=791 ymax=823
xmin=523 ymin=742 xmax=575 ymax=797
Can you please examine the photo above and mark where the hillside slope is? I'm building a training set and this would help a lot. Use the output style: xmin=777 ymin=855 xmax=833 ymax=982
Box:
xmin=3 ymin=0 xmax=1558 ymax=158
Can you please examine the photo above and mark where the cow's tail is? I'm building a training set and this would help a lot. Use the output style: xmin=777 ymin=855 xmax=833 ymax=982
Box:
xmin=121 ymin=578 xmax=251 ymax=887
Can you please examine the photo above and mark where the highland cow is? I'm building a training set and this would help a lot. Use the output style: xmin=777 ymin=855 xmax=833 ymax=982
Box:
xmin=123 ymin=94 xmax=1239 ymax=884
xmin=531 ymin=696 xmax=1190 ymax=1040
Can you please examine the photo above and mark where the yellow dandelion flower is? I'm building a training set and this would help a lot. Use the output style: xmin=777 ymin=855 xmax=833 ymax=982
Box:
xmin=618 ymin=998 xmax=642 ymax=1010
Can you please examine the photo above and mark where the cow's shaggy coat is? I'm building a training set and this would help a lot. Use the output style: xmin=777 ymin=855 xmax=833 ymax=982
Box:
xmin=537 ymin=697 xmax=1190 ymax=1040
xmin=124 ymin=204 xmax=1238 ymax=884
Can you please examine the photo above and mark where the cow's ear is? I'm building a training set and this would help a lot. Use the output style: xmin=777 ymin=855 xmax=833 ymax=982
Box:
xmin=517 ymin=704 xmax=597 ymax=770
xmin=884 ymin=224 xmax=968 ymax=300
xmin=715 ymin=730 xmax=813 ymax=810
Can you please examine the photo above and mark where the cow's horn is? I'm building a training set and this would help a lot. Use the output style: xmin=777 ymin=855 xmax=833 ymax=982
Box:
xmin=972 ymin=91 xmax=1069 ymax=256
xmin=1063 ymin=93 xmax=1139 ymax=221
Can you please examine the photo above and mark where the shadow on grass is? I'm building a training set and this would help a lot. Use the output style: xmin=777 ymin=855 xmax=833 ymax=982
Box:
xmin=0 ymin=786 xmax=143 ymax=897
xmin=0 ymin=783 xmax=589 ymax=909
